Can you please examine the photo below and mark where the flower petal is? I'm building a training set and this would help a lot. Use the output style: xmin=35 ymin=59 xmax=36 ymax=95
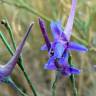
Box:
xmin=61 ymin=32 xmax=68 ymax=41
xmin=44 ymin=63 xmax=56 ymax=70
xmin=61 ymin=66 xmax=71 ymax=76
xmin=50 ymin=21 xmax=63 ymax=40
xmin=61 ymin=66 xmax=80 ymax=76
xmin=47 ymin=56 xmax=55 ymax=64
xmin=64 ymin=0 xmax=77 ymax=40
xmin=44 ymin=57 xmax=56 ymax=70
xmin=58 ymin=52 xmax=69 ymax=66
xmin=69 ymin=67 xmax=80 ymax=74
xmin=69 ymin=42 xmax=88 ymax=52
xmin=41 ymin=44 xmax=48 ymax=51
xmin=54 ymin=42 xmax=65 ymax=58
xmin=41 ymin=42 xmax=53 ymax=51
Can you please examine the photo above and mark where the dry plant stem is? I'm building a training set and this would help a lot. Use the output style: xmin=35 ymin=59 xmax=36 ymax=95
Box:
xmin=4 ymin=77 xmax=28 ymax=96
xmin=0 ymin=31 xmax=38 ymax=96
xmin=69 ymin=55 xmax=78 ymax=96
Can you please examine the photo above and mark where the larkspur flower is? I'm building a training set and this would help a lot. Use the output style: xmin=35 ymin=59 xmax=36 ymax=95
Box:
xmin=39 ymin=18 xmax=80 ymax=76
xmin=0 ymin=22 xmax=34 ymax=82
xmin=39 ymin=0 xmax=88 ymax=76
xmin=41 ymin=0 xmax=88 ymax=58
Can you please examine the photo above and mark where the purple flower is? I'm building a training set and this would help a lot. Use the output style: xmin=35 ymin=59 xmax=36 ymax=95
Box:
xmin=39 ymin=18 xmax=80 ymax=76
xmin=39 ymin=0 xmax=88 ymax=76
xmin=0 ymin=22 xmax=34 ymax=82
xmin=41 ymin=0 xmax=88 ymax=58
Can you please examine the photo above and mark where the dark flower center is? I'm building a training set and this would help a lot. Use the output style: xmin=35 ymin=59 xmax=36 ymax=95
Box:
xmin=50 ymin=49 xmax=54 ymax=56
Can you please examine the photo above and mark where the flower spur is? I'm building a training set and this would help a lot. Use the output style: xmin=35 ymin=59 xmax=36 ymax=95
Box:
xmin=0 ymin=22 xmax=34 ymax=82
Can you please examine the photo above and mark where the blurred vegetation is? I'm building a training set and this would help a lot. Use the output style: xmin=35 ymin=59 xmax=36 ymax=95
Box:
xmin=0 ymin=0 xmax=96 ymax=96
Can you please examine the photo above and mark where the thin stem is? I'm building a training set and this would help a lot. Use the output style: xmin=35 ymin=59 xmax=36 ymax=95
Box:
xmin=0 ymin=32 xmax=14 ymax=55
xmin=4 ymin=77 xmax=28 ymax=96
xmin=0 ymin=31 xmax=38 ymax=96
xmin=52 ymin=72 xmax=59 ymax=96
xmin=70 ymin=74 xmax=78 ymax=96
xmin=1 ymin=17 xmax=16 ymax=50
xmin=19 ymin=57 xmax=38 ymax=96
xmin=69 ymin=55 xmax=78 ymax=96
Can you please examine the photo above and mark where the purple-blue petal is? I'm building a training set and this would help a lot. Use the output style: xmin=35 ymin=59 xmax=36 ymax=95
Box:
xmin=41 ymin=44 xmax=48 ymax=51
xmin=61 ymin=66 xmax=80 ymax=76
xmin=61 ymin=32 xmax=68 ymax=41
xmin=61 ymin=66 xmax=71 ymax=76
xmin=69 ymin=67 xmax=80 ymax=74
xmin=47 ymin=56 xmax=55 ymax=64
xmin=44 ymin=63 xmax=56 ymax=70
xmin=69 ymin=42 xmax=88 ymax=52
xmin=58 ymin=52 xmax=69 ymax=66
xmin=54 ymin=42 xmax=65 ymax=58
xmin=41 ymin=42 xmax=54 ymax=51
xmin=44 ymin=57 xmax=56 ymax=70
xmin=50 ymin=21 xmax=63 ymax=40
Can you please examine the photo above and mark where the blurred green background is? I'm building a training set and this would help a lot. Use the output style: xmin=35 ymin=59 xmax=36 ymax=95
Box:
xmin=0 ymin=0 xmax=96 ymax=96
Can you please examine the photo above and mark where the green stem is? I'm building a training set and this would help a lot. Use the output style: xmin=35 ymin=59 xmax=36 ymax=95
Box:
xmin=19 ymin=57 xmax=38 ymax=96
xmin=1 ymin=18 xmax=17 ymax=50
xmin=4 ymin=77 xmax=28 ymax=96
xmin=69 ymin=55 xmax=78 ymax=96
xmin=52 ymin=72 xmax=59 ymax=96
xmin=70 ymin=74 xmax=78 ymax=96
xmin=0 ymin=32 xmax=14 ymax=55
xmin=0 ymin=31 xmax=38 ymax=96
